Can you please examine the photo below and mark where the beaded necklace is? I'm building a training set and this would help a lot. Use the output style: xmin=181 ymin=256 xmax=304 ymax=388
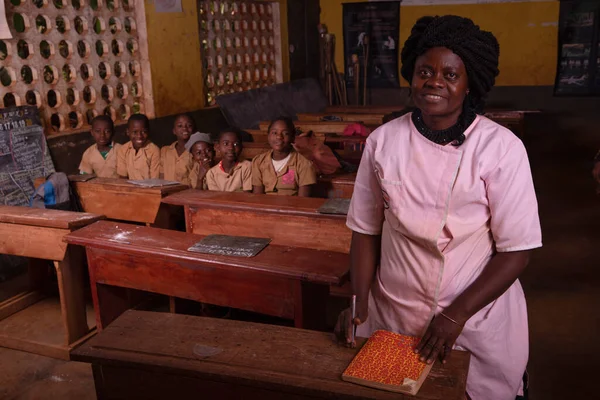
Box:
xmin=411 ymin=107 xmax=476 ymax=147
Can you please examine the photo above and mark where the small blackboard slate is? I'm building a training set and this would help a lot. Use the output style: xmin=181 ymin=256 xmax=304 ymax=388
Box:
xmin=187 ymin=234 xmax=271 ymax=258
xmin=127 ymin=179 xmax=180 ymax=188
xmin=317 ymin=198 xmax=351 ymax=215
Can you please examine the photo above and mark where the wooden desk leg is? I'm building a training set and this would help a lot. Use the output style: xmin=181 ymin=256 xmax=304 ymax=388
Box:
xmin=93 ymin=284 xmax=142 ymax=331
xmin=294 ymin=281 xmax=329 ymax=331
xmin=54 ymin=245 xmax=89 ymax=344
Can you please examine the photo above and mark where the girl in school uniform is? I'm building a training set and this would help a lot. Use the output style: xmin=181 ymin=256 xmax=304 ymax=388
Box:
xmin=160 ymin=114 xmax=195 ymax=185
xmin=252 ymin=117 xmax=317 ymax=197
xmin=78 ymin=116 xmax=121 ymax=178
xmin=336 ymin=16 xmax=541 ymax=400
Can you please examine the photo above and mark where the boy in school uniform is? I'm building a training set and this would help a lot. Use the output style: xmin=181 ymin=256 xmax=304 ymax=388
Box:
xmin=252 ymin=117 xmax=317 ymax=197
xmin=160 ymin=114 xmax=195 ymax=185
xmin=79 ymin=115 xmax=121 ymax=178
xmin=117 ymin=114 xmax=161 ymax=180
xmin=205 ymin=129 xmax=252 ymax=192
xmin=186 ymin=132 xmax=216 ymax=189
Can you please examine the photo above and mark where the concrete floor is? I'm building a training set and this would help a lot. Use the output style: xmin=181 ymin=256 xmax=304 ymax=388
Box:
xmin=0 ymin=112 xmax=599 ymax=399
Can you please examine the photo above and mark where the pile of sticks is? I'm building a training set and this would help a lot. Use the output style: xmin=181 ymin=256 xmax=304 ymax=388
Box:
xmin=318 ymin=24 xmax=347 ymax=106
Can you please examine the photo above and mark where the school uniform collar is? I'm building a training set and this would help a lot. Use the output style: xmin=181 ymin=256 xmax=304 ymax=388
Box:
xmin=169 ymin=141 xmax=188 ymax=159
xmin=95 ymin=142 xmax=114 ymax=151
xmin=268 ymin=150 xmax=297 ymax=177
xmin=218 ymin=160 xmax=241 ymax=176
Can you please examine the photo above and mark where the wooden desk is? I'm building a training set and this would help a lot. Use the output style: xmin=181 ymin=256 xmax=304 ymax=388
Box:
xmin=0 ymin=206 xmax=103 ymax=359
xmin=240 ymin=142 xmax=270 ymax=160
xmin=248 ymin=129 xmax=366 ymax=146
xmin=162 ymin=190 xmax=352 ymax=253
xmin=64 ymin=221 xmax=349 ymax=331
xmin=314 ymin=173 xmax=356 ymax=199
xmin=297 ymin=112 xmax=385 ymax=126
xmin=73 ymin=310 xmax=470 ymax=400
xmin=259 ymin=121 xmax=350 ymax=134
xmin=71 ymin=178 xmax=188 ymax=225
xmin=484 ymin=110 xmax=539 ymax=137
xmin=325 ymin=105 xmax=404 ymax=115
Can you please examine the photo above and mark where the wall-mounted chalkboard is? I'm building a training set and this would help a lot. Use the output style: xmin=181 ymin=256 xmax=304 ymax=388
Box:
xmin=0 ymin=106 xmax=55 ymax=206
xmin=216 ymin=78 xmax=327 ymax=129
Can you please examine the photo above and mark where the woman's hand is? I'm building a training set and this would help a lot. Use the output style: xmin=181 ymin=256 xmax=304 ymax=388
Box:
xmin=334 ymin=303 xmax=368 ymax=348
xmin=414 ymin=314 xmax=464 ymax=365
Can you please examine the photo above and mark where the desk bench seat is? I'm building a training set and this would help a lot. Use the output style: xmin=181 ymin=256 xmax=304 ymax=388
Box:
xmin=73 ymin=310 xmax=470 ymax=400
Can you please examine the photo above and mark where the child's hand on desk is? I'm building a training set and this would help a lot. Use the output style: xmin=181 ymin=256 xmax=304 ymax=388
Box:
xmin=334 ymin=303 xmax=368 ymax=348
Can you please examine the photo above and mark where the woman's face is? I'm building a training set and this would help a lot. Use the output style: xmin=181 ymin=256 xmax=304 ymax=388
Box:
xmin=411 ymin=47 xmax=469 ymax=123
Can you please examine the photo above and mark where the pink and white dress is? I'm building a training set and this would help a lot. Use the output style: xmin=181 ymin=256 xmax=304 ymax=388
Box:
xmin=347 ymin=113 xmax=542 ymax=400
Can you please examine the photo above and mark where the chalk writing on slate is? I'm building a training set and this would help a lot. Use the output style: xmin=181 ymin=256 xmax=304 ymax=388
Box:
xmin=127 ymin=179 xmax=181 ymax=188
xmin=188 ymin=234 xmax=271 ymax=258
xmin=317 ymin=198 xmax=351 ymax=215
xmin=0 ymin=106 xmax=55 ymax=206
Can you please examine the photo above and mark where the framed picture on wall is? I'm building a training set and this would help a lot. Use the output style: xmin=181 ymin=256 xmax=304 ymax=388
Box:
xmin=554 ymin=1 xmax=600 ymax=96
xmin=342 ymin=1 xmax=400 ymax=89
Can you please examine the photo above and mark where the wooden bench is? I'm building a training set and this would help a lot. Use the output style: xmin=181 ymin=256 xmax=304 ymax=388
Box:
xmin=64 ymin=221 xmax=349 ymax=331
xmin=240 ymin=142 xmax=271 ymax=160
xmin=247 ymin=129 xmax=367 ymax=147
xmin=484 ymin=110 xmax=540 ymax=137
xmin=314 ymin=173 xmax=356 ymax=199
xmin=297 ymin=112 xmax=385 ymax=126
xmin=259 ymin=121 xmax=351 ymax=134
xmin=71 ymin=177 xmax=188 ymax=226
xmin=162 ymin=190 xmax=352 ymax=253
xmin=240 ymin=142 xmax=363 ymax=165
xmin=72 ymin=310 xmax=471 ymax=400
xmin=0 ymin=206 xmax=103 ymax=359
xmin=325 ymin=105 xmax=404 ymax=115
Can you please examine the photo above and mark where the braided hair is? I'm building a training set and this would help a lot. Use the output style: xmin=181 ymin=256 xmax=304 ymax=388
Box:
xmin=400 ymin=15 xmax=500 ymax=113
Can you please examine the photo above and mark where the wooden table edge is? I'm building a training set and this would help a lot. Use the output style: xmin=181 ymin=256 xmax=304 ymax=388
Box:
xmin=71 ymin=338 xmax=470 ymax=400
xmin=63 ymin=235 xmax=347 ymax=286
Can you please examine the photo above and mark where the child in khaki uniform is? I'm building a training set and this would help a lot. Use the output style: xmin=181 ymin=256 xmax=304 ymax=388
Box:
xmin=117 ymin=114 xmax=160 ymax=180
xmin=186 ymin=132 xmax=216 ymax=189
xmin=160 ymin=114 xmax=194 ymax=185
xmin=252 ymin=117 xmax=317 ymax=197
xmin=205 ymin=129 xmax=252 ymax=192
xmin=79 ymin=115 xmax=121 ymax=178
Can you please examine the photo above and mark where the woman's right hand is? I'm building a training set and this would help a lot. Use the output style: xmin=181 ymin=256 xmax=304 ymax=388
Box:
xmin=334 ymin=303 xmax=368 ymax=348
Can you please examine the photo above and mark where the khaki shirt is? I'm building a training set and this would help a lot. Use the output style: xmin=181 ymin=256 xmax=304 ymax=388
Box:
xmin=117 ymin=141 xmax=161 ymax=180
xmin=189 ymin=162 xmax=209 ymax=189
xmin=78 ymin=143 xmax=121 ymax=178
xmin=252 ymin=150 xmax=317 ymax=196
xmin=205 ymin=160 xmax=252 ymax=192
xmin=160 ymin=142 xmax=192 ymax=185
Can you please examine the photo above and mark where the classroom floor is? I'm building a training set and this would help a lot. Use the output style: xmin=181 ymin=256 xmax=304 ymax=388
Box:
xmin=0 ymin=112 xmax=599 ymax=399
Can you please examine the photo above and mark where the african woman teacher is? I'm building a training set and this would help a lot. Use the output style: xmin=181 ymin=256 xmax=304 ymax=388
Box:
xmin=335 ymin=16 xmax=541 ymax=400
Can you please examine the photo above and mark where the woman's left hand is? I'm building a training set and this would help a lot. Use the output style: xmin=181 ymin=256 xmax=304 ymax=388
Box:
xmin=414 ymin=314 xmax=464 ymax=365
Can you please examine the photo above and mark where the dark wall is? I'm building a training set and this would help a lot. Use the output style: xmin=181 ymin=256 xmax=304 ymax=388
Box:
xmin=47 ymin=107 xmax=230 ymax=175
xmin=287 ymin=0 xmax=320 ymax=81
